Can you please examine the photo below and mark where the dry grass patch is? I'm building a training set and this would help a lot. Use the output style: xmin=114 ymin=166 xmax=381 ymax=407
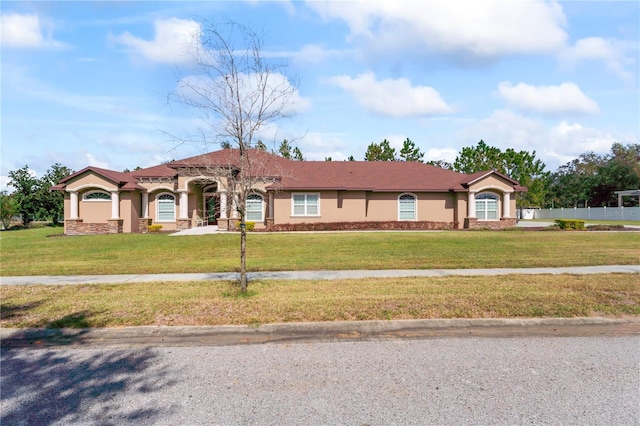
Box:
xmin=2 ymin=273 xmax=638 ymax=328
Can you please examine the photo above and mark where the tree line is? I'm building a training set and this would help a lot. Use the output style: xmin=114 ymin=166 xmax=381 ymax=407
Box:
xmin=1 ymin=164 xmax=72 ymax=229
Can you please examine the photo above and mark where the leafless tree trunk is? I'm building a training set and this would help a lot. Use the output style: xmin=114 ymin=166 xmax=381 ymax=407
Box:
xmin=169 ymin=21 xmax=299 ymax=292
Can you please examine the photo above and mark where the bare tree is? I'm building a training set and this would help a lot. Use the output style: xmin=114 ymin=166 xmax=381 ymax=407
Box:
xmin=170 ymin=21 xmax=300 ymax=292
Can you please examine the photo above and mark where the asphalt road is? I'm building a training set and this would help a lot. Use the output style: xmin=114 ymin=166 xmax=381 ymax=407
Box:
xmin=3 ymin=335 xmax=638 ymax=425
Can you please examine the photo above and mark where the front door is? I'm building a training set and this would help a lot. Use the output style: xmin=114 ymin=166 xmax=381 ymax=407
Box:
xmin=205 ymin=195 xmax=219 ymax=225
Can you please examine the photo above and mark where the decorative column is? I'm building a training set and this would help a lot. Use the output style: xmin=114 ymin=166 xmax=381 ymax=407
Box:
xmin=217 ymin=191 xmax=229 ymax=230
xmin=142 ymin=192 xmax=149 ymax=217
xmin=231 ymin=194 xmax=238 ymax=219
xmin=468 ymin=192 xmax=476 ymax=218
xmin=138 ymin=191 xmax=151 ymax=233
xmin=266 ymin=192 xmax=274 ymax=227
xmin=219 ymin=191 xmax=228 ymax=219
xmin=499 ymin=191 xmax=516 ymax=229
xmin=111 ymin=191 xmax=120 ymax=219
xmin=464 ymin=191 xmax=477 ymax=229
xmin=176 ymin=190 xmax=190 ymax=230
xmin=107 ymin=190 xmax=123 ymax=234
xmin=69 ymin=190 xmax=79 ymax=219
xmin=502 ymin=192 xmax=511 ymax=218
xmin=179 ymin=190 xmax=188 ymax=219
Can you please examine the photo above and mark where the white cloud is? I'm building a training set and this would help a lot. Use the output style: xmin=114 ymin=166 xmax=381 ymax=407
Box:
xmin=298 ymin=132 xmax=351 ymax=160
xmin=308 ymin=0 xmax=567 ymax=59
xmin=85 ymin=153 xmax=109 ymax=169
xmin=247 ymin=0 xmax=295 ymax=15
xmin=560 ymin=37 xmax=637 ymax=81
xmin=457 ymin=109 xmax=542 ymax=151
xmin=425 ymin=147 xmax=458 ymax=163
xmin=111 ymin=18 xmax=201 ymax=64
xmin=455 ymin=109 xmax=628 ymax=169
xmin=0 ymin=13 xmax=66 ymax=49
xmin=498 ymin=82 xmax=599 ymax=115
xmin=0 ymin=175 xmax=10 ymax=193
xmin=293 ymin=44 xmax=350 ymax=64
xmin=178 ymin=72 xmax=311 ymax=117
xmin=547 ymin=121 xmax=616 ymax=163
xmin=328 ymin=72 xmax=452 ymax=117
xmin=262 ymin=44 xmax=353 ymax=66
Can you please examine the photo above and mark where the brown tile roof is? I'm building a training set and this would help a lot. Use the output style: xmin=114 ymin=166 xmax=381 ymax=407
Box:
xmin=167 ymin=148 xmax=290 ymax=178
xmin=131 ymin=163 xmax=176 ymax=179
xmin=52 ymin=149 xmax=526 ymax=193
xmin=54 ymin=166 xmax=145 ymax=191
xmin=268 ymin=160 xmax=477 ymax=192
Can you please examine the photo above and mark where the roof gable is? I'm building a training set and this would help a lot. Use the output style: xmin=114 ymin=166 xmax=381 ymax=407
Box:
xmin=461 ymin=170 xmax=527 ymax=192
xmin=54 ymin=166 xmax=144 ymax=191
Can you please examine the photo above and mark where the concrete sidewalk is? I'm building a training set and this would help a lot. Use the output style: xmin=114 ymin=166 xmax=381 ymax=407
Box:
xmin=1 ymin=264 xmax=638 ymax=286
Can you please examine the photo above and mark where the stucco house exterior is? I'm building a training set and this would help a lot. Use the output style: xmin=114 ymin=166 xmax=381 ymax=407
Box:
xmin=52 ymin=148 xmax=526 ymax=235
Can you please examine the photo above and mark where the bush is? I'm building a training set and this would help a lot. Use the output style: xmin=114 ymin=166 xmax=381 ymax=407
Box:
xmin=267 ymin=221 xmax=456 ymax=232
xmin=236 ymin=221 xmax=255 ymax=231
xmin=147 ymin=224 xmax=163 ymax=233
xmin=554 ymin=219 xmax=585 ymax=230
xmin=587 ymin=224 xmax=624 ymax=231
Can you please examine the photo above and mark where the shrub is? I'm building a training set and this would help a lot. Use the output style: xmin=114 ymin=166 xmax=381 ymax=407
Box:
xmin=587 ymin=224 xmax=624 ymax=231
xmin=554 ymin=219 xmax=585 ymax=230
xmin=236 ymin=221 xmax=255 ymax=231
xmin=267 ymin=221 xmax=457 ymax=232
xmin=147 ymin=224 xmax=163 ymax=233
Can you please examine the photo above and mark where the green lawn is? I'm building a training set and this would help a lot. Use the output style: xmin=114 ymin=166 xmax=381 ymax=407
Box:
xmin=2 ymin=227 xmax=638 ymax=328
xmin=1 ymin=226 xmax=638 ymax=276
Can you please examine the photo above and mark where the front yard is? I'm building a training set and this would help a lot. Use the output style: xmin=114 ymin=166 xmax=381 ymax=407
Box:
xmin=1 ymin=227 xmax=638 ymax=328
xmin=1 ymin=226 xmax=638 ymax=276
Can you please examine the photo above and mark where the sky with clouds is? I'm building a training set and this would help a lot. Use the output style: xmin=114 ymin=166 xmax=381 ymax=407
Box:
xmin=1 ymin=1 xmax=638 ymax=190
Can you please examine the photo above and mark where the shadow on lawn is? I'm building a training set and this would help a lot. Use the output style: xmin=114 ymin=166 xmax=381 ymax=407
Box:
xmin=1 ymin=344 xmax=178 ymax=425
xmin=1 ymin=306 xmax=105 ymax=332
xmin=0 ymin=301 xmax=44 ymax=321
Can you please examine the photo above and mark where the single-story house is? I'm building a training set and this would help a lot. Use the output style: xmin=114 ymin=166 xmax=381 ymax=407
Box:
xmin=52 ymin=148 xmax=526 ymax=235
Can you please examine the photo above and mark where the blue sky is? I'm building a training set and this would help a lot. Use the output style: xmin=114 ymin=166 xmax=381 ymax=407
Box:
xmin=1 ymin=1 xmax=638 ymax=190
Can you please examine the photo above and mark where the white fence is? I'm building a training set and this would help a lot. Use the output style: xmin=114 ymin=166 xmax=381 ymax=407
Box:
xmin=532 ymin=207 xmax=640 ymax=221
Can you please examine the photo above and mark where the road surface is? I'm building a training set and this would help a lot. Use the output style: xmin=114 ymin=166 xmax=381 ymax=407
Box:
xmin=2 ymin=335 xmax=638 ymax=425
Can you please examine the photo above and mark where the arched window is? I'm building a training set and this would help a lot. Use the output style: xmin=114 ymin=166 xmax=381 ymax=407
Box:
xmin=246 ymin=193 xmax=263 ymax=222
xmin=476 ymin=193 xmax=499 ymax=220
xmin=83 ymin=190 xmax=111 ymax=201
xmin=398 ymin=193 xmax=416 ymax=220
xmin=157 ymin=193 xmax=175 ymax=221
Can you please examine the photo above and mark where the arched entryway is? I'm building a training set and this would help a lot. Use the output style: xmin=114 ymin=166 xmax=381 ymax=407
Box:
xmin=203 ymin=184 xmax=220 ymax=225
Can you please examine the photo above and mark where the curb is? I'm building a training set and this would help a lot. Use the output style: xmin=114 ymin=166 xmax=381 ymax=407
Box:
xmin=3 ymin=317 xmax=639 ymax=349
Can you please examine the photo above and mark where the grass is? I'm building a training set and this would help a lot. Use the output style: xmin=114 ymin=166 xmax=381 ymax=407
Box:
xmin=2 ymin=274 xmax=638 ymax=328
xmin=1 ymin=227 xmax=638 ymax=276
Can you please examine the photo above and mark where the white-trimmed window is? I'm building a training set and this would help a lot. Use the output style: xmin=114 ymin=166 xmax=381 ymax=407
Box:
xmin=246 ymin=193 xmax=263 ymax=222
xmin=476 ymin=193 xmax=499 ymax=220
xmin=83 ymin=190 xmax=111 ymax=201
xmin=157 ymin=193 xmax=176 ymax=221
xmin=292 ymin=193 xmax=319 ymax=216
xmin=398 ymin=193 xmax=416 ymax=220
